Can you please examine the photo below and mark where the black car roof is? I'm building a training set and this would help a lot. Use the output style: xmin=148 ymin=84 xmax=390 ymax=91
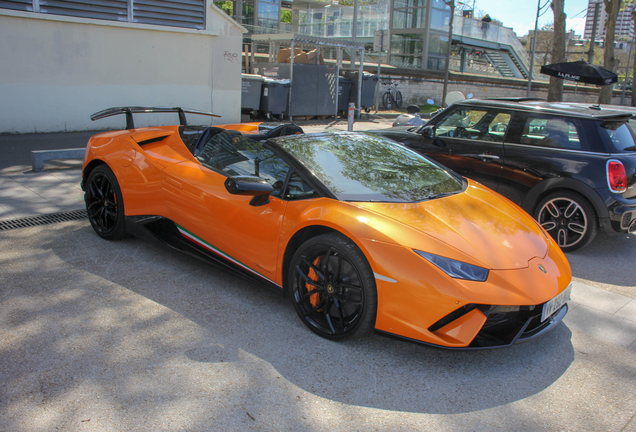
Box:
xmin=454 ymin=99 xmax=632 ymax=120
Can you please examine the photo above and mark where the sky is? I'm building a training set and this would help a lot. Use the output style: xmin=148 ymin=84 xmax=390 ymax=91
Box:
xmin=468 ymin=0 xmax=590 ymax=37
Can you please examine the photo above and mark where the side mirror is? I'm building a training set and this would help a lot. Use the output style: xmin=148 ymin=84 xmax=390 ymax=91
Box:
xmin=421 ymin=125 xmax=435 ymax=139
xmin=224 ymin=176 xmax=273 ymax=206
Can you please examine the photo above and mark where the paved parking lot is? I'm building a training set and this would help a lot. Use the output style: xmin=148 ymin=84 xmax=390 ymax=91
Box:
xmin=1 ymin=119 xmax=635 ymax=431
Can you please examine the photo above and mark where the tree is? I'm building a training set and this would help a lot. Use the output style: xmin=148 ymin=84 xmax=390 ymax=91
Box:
xmin=547 ymin=0 xmax=566 ymax=102
xmin=599 ymin=0 xmax=622 ymax=104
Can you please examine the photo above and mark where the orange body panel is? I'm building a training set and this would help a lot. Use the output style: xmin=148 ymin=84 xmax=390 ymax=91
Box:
xmin=82 ymin=124 xmax=572 ymax=348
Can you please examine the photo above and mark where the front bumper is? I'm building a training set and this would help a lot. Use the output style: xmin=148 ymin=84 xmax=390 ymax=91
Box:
xmin=377 ymin=303 xmax=568 ymax=350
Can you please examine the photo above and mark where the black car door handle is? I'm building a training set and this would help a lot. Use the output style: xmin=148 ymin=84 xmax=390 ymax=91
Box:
xmin=475 ymin=153 xmax=500 ymax=161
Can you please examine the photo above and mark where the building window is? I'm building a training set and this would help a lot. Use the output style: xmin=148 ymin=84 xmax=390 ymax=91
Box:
xmin=390 ymin=33 xmax=424 ymax=68
xmin=0 ymin=0 xmax=206 ymax=29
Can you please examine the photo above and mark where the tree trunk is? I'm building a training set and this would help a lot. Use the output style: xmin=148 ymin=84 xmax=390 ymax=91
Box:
xmin=632 ymin=8 xmax=636 ymax=106
xmin=547 ymin=0 xmax=566 ymax=101
xmin=600 ymin=0 xmax=622 ymax=104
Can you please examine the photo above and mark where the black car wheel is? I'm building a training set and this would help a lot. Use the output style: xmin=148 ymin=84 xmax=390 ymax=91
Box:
xmin=289 ymin=233 xmax=377 ymax=340
xmin=535 ymin=191 xmax=597 ymax=252
xmin=85 ymin=165 xmax=128 ymax=240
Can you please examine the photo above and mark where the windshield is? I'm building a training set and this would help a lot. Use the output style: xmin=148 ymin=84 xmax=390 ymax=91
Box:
xmin=276 ymin=132 xmax=464 ymax=202
xmin=600 ymin=120 xmax=636 ymax=152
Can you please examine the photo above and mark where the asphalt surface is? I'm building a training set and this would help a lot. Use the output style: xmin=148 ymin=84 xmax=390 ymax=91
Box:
xmin=1 ymin=116 xmax=635 ymax=431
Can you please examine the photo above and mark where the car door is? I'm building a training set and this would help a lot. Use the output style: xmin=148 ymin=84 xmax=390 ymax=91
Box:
xmin=410 ymin=105 xmax=511 ymax=192
xmin=498 ymin=113 xmax=590 ymax=205
xmin=161 ymin=132 xmax=291 ymax=285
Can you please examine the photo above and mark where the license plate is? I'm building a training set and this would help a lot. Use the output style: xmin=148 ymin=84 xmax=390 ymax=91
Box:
xmin=541 ymin=284 xmax=572 ymax=322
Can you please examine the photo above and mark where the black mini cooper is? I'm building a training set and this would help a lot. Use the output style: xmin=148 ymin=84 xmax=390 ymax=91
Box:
xmin=372 ymin=99 xmax=636 ymax=251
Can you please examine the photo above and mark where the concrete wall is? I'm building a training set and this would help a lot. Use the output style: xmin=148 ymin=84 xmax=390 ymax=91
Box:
xmin=0 ymin=5 xmax=245 ymax=134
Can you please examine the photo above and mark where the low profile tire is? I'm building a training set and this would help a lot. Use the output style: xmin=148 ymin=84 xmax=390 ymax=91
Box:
xmin=534 ymin=191 xmax=598 ymax=252
xmin=85 ymin=165 xmax=128 ymax=240
xmin=289 ymin=233 xmax=377 ymax=340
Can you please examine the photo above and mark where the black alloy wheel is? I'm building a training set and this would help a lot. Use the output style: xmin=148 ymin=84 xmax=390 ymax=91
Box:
xmin=85 ymin=165 xmax=128 ymax=240
xmin=535 ymin=191 xmax=597 ymax=252
xmin=289 ymin=233 xmax=377 ymax=340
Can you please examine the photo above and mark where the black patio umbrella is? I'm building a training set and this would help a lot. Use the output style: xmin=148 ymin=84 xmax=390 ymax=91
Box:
xmin=540 ymin=60 xmax=618 ymax=85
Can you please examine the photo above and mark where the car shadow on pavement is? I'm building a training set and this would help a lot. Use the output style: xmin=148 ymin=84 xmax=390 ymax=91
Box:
xmin=5 ymin=223 xmax=580 ymax=417
xmin=565 ymin=232 xmax=636 ymax=294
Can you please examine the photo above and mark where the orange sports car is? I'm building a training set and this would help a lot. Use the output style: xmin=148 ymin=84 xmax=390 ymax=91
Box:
xmin=82 ymin=106 xmax=572 ymax=349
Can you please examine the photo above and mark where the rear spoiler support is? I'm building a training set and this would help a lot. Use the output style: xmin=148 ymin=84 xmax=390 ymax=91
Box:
xmin=90 ymin=106 xmax=222 ymax=130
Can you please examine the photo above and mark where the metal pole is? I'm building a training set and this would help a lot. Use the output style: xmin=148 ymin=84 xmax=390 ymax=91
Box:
xmin=288 ymin=40 xmax=295 ymax=121
xmin=526 ymin=0 xmax=541 ymax=97
xmin=375 ymin=31 xmax=384 ymax=113
xmin=357 ymin=47 xmax=364 ymax=119
xmin=621 ymin=38 xmax=635 ymax=105
xmin=351 ymin=0 xmax=358 ymax=66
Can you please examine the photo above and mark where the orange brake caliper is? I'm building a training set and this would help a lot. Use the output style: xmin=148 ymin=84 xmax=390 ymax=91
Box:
xmin=307 ymin=257 xmax=322 ymax=309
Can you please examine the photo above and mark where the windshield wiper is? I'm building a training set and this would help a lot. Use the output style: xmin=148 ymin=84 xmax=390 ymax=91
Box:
xmin=427 ymin=192 xmax=458 ymax=200
xmin=623 ymin=146 xmax=636 ymax=151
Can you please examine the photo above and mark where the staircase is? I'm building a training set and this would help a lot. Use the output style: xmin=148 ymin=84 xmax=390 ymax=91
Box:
xmin=485 ymin=52 xmax=516 ymax=78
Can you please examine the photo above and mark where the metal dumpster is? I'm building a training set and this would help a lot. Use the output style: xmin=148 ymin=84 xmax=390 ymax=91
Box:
xmin=344 ymin=71 xmax=379 ymax=112
xmin=260 ymin=78 xmax=290 ymax=119
xmin=241 ymin=74 xmax=264 ymax=114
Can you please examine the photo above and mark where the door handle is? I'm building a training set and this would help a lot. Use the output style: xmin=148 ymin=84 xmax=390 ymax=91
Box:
xmin=164 ymin=176 xmax=183 ymax=190
xmin=477 ymin=153 xmax=500 ymax=161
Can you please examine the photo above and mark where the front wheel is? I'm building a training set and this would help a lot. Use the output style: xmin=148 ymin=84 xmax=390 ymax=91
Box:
xmin=289 ymin=233 xmax=377 ymax=340
xmin=85 ymin=165 xmax=128 ymax=240
xmin=534 ymin=191 xmax=597 ymax=252
xmin=382 ymin=92 xmax=393 ymax=110
xmin=395 ymin=91 xmax=403 ymax=108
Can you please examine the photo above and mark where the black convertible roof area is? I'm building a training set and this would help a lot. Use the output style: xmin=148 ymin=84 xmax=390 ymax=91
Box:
xmin=455 ymin=99 xmax=633 ymax=121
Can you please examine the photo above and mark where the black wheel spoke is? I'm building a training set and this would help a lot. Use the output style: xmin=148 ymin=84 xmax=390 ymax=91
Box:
xmin=295 ymin=265 xmax=323 ymax=289
xmin=300 ymin=257 xmax=326 ymax=281
xmin=299 ymin=288 xmax=322 ymax=302
xmin=302 ymin=297 xmax=327 ymax=317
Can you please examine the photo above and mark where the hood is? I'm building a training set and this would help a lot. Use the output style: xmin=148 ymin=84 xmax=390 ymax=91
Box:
xmin=357 ymin=182 xmax=548 ymax=270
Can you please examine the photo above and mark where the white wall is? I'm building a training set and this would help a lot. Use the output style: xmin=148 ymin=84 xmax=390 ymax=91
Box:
xmin=0 ymin=5 xmax=244 ymax=133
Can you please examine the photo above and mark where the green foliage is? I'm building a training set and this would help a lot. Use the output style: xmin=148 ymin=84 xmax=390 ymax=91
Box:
xmin=214 ymin=1 xmax=233 ymax=16
xmin=281 ymin=10 xmax=292 ymax=24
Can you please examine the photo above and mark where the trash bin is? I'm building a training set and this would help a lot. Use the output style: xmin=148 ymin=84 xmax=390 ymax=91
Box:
xmin=241 ymin=74 xmax=264 ymax=113
xmin=260 ymin=78 xmax=290 ymax=119
xmin=337 ymin=77 xmax=352 ymax=114
xmin=344 ymin=71 xmax=379 ymax=112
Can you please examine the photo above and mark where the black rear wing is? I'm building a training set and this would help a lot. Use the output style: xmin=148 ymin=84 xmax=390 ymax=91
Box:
xmin=90 ymin=106 xmax=222 ymax=130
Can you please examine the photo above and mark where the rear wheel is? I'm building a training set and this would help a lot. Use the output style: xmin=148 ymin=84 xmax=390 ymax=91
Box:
xmin=85 ymin=165 xmax=128 ymax=240
xmin=534 ymin=191 xmax=597 ymax=252
xmin=289 ymin=233 xmax=377 ymax=340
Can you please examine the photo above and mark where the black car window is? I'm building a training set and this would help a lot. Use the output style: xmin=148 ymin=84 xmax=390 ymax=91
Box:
xmin=435 ymin=107 xmax=510 ymax=142
xmin=600 ymin=120 xmax=636 ymax=153
xmin=196 ymin=132 xmax=290 ymax=191
xmin=512 ymin=116 xmax=582 ymax=150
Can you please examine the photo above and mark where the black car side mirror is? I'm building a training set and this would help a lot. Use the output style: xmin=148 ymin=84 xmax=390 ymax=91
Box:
xmin=225 ymin=176 xmax=274 ymax=206
xmin=421 ymin=125 xmax=435 ymax=139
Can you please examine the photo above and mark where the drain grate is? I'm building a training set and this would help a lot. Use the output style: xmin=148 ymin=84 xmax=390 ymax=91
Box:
xmin=0 ymin=209 xmax=88 ymax=231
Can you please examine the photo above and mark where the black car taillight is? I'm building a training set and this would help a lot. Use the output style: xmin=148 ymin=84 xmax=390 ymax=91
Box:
xmin=607 ymin=160 xmax=627 ymax=193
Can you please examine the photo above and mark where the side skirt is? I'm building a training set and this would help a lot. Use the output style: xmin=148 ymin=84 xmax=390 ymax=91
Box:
xmin=125 ymin=215 xmax=284 ymax=295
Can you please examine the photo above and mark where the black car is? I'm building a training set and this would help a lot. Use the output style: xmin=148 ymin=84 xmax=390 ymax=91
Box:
xmin=372 ymin=99 xmax=636 ymax=251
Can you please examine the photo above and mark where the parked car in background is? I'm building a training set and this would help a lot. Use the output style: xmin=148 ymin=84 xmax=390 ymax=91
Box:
xmin=372 ymin=99 xmax=636 ymax=252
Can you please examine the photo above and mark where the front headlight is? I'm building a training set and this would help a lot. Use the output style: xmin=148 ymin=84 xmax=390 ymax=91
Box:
xmin=415 ymin=250 xmax=489 ymax=282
